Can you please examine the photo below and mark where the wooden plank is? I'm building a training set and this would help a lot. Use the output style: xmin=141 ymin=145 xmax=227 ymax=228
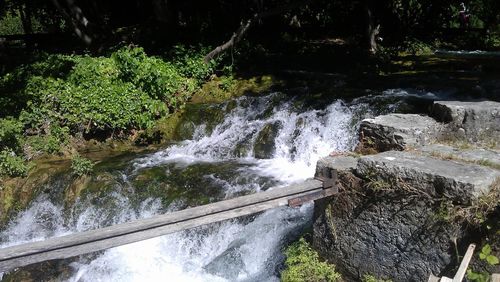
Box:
xmin=427 ymin=275 xmax=440 ymax=282
xmin=288 ymin=187 xmax=338 ymax=207
xmin=491 ymin=273 xmax=500 ymax=282
xmin=0 ymin=180 xmax=323 ymax=272
xmin=453 ymin=244 xmax=475 ymax=282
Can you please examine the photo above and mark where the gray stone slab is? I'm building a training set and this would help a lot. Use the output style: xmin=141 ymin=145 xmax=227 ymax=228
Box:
xmin=359 ymin=114 xmax=442 ymax=151
xmin=431 ymin=100 xmax=500 ymax=142
xmin=420 ymin=144 xmax=500 ymax=168
xmin=357 ymin=151 xmax=500 ymax=202
xmin=316 ymin=155 xmax=358 ymax=176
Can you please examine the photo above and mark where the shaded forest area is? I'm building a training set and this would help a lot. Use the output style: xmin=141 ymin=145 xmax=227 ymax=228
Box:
xmin=0 ymin=0 xmax=499 ymax=179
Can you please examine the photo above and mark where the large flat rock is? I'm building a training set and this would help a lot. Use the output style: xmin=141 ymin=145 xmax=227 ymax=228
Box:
xmin=357 ymin=150 xmax=500 ymax=202
xmin=316 ymin=155 xmax=358 ymax=175
xmin=431 ymin=100 xmax=500 ymax=142
xmin=359 ymin=114 xmax=442 ymax=151
xmin=420 ymin=144 xmax=500 ymax=169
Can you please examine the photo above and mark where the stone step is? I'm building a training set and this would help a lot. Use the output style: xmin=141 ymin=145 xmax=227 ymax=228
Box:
xmin=420 ymin=144 xmax=500 ymax=169
xmin=356 ymin=150 xmax=500 ymax=202
xmin=431 ymin=100 xmax=500 ymax=142
xmin=359 ymin=114 xmax=443 ymax=151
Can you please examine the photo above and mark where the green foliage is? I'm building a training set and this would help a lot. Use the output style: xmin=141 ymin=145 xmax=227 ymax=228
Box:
xmin=25 ymin=124 xmax=69 ymax=154
xmin=0 ymin=117 xmax=24 ymax=152
xmin=169 ymin=45 xmax=219 ymax=84
xmin=0 ymin=10 xmax=23 ymax=35
xmin=400 ymin=39 xmax=434 ymax=56
xmin=467 ymin=244 xmax=499 ymax=282
xmin=281 ymin=237 xmax=341 ymax=282
xmin=21 ymin=49 xmax=173 ymax=133
xmin=362 ymin=275 xmax=392 ymax=282
xmin=479 ymin=244 xmax=499 ymax=265
xmin=219 ymin=75 xmax=235 ymax=91
xmin=71 ymin=155 xmax=94 ymax=176
xmin=0 ymin=149 xmax=28 ymax=177
xmin=0 ymin=45 xmax=220 ymax=178
xmin=113 ymin=46 xmax=195 ymax=105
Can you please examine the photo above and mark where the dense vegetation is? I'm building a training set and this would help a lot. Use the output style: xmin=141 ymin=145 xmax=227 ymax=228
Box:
xmin=0 ymin=46 xmax=220 ymax=178
xmin=282 ymin=237 xmax=341 ymax=282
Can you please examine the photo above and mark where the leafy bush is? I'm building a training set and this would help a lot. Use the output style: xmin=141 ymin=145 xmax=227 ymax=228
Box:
xmin=22 ymin=52 xmax=169 ymax=133
xmin=0 ymin=10 xmax=23 ymax=36
xmin=0 ymin=149 xmax=28 ymax=177
xmin=113 ymin=46 xmax=195 ymax=104
xmin=281 ymin=237 xmax=341 ymax=282
xmin=25 ymin=124 xmax=69 ymax=154
xmin=71 ymin=155 xmax=95 ymax=176
xmin=0 ymin=117 xmax=24 ymax=152
xmin=170 ymin=45 xmax=219 ymax=84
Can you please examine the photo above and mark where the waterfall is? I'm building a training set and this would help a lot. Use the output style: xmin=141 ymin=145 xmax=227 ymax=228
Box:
xmin=1 ymin=89 xmax=431 ymax=281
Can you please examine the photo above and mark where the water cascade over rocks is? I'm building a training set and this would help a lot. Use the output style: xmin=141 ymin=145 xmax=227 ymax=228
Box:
xmin=0 ymin=90 xmax=437 ymax=281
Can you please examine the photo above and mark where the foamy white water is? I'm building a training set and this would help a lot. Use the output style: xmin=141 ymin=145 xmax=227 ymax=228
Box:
xmin=0 ymin=92 xmax=390 ymax=281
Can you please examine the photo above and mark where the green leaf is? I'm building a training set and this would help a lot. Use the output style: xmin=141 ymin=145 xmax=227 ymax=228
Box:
xmin=481 ymin=244 xmax=492 ymax=256
xmin=479 ymin=253 xmax=487 ymax=260
xmin=486 ymin=255 xmax=499 ymax=265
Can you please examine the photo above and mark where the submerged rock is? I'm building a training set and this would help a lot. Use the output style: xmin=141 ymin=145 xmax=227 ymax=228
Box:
xmin=203 ymin=238 xmax=246 ymax=280
xmin=253 ymin=122 xmax=281 ymax=159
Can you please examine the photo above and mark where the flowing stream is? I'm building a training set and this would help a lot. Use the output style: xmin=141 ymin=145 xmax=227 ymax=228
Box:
xmin=0 ymin=89 xmax=438 ymax=281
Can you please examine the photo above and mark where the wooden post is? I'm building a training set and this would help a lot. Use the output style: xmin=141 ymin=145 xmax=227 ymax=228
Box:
xmin=453 ymin=244 xmax=475 ymax=282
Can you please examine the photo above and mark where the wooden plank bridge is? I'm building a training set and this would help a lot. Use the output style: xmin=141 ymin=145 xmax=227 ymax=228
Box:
xmin=0 ymin=173 xmax=337 ymax=272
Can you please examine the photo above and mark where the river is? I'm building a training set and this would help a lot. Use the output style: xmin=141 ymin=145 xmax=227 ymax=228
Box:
xmin=0 ymin=88 xmax=455 ymax=281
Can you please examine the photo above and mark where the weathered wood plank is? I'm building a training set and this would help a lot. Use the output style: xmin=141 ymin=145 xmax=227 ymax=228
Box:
xmin=0 ymin=179 xmax=323 ymax=272
xmin=428 ymin=275 xmax=440 ymax=282
xmin=453 ymin=244 xmax=475 ymax=282
xmin=288 ymin=187 xmax=337 ymax=207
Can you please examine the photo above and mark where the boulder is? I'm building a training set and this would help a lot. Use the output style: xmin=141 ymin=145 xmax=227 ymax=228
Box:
xmin=431 ymin=100 xmax=500 ymax=142
xmin=253 ymin=122 xmax=281 ymax=159
xmin=357 ymin=150 xmax=500 ymax=202
xmin=315 ymin=155 xmax=358 ymax=175
xmin=313 ymin=151 xmax=500 ymax=281
xmin=420 ymin=144 xmax=500 ymax=169
xmin=359 ymin=114 xmax=442 ymax=152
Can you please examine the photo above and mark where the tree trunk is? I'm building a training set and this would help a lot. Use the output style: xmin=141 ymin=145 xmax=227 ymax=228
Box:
xmin=51 ymin=0 xmax=92 ymax=45
xmin=365 ymin=0 xmax=379 ymax=53
xmin=18 ymin=4 xmax=33 ymax=34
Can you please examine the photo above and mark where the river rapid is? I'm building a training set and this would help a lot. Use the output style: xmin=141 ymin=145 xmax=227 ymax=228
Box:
xmin=0 ymin=89 xmax=443 ymax=281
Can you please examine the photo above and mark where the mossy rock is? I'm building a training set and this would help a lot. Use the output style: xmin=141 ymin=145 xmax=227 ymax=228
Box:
xmin=190 ymin=75 xmax=277 ymax=104
xmin=253 ymin=122 xmax=281 ymax=159
xmin=0 ymin=158 xmax=69 ymax=226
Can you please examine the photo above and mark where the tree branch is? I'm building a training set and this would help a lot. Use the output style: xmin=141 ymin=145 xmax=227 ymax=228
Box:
xmin=204 ymin=1 xmax=308 ymax=64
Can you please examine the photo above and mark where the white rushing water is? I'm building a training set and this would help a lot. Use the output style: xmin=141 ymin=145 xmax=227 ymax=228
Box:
xmin=1 ymin=92 xmax=377 ymax=281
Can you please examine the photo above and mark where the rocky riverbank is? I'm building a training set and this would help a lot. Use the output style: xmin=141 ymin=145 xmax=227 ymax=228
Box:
xmin=313 ymin=100 xmax=500 ymax=281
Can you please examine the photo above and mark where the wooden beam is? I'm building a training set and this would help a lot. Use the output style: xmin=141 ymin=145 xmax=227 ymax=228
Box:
xmin=0 ymin=179 xmax=323 ymax=272
xmin=453 ymin=244 xmax=475 ymax=282
xmin=288 ymin=187 xmax=337 ymax=207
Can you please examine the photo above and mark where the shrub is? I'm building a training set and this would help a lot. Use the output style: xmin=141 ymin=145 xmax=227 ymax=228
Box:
xmin=0 ymin=149 xmax=28 ymax=177
xmin=22 ymin=54 xmax=168 ymax=133
xmin=170 ymin=45 xmax=219 ymax=84
xmin=113 ymin=46 xmax=193 ymax=104
xmin=71 ymin=155 xmax=94 ymax=176
xmin=0 ymin=117 xmax=24 ymax=152
xmin=281 ymin=237 xmax=341 ymax=282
